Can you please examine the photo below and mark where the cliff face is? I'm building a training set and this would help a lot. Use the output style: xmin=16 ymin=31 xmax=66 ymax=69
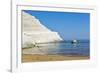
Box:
xmin=22 ymin=11 xmax=63 ymax=48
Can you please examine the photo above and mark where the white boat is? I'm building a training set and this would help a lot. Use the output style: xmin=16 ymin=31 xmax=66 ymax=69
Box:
xmin=71 ymin=40 xmax=78 ymax=44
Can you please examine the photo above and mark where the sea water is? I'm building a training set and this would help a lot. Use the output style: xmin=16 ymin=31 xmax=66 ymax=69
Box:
xmin=38 ymin=40 xmax=90 ymax=56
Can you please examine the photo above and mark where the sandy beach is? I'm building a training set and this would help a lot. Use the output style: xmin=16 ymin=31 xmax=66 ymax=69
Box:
xmin=22 ymin=54 xmax=89 ymax=63
xmin=22 ymin=47 xmax=89 ymax=63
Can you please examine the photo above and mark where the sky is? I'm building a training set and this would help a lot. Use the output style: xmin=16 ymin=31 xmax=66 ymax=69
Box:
xmin=23 ymin=10 xmax=90 ymax=40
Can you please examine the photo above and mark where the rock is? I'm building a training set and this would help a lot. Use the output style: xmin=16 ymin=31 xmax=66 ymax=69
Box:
xmin=22 ymin=11 xmax=63 ymax=48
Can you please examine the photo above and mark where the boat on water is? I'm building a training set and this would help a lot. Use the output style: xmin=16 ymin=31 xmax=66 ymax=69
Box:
xmin=71 ymin=40 xmax=78 ymax=44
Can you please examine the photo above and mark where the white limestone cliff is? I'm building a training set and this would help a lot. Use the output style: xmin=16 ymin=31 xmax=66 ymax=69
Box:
xmin=22 ymin=11 xmax=63 ymax=48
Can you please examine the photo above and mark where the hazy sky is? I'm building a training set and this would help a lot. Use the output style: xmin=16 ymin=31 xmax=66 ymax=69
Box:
xmin=23 ymin=10 xmax=90 ymax=40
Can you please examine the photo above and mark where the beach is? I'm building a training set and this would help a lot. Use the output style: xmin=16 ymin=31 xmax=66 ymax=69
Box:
xmin=22 ymin=11 xmax=90 ymax=63
xmin=22 ymin=41 xmax=90 ymax=63
xmin=22 ymin=54 xmax=89 ymax=63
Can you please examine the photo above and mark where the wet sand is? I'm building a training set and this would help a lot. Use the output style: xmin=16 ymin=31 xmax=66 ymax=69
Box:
xmin=22 ymin=54 xmax=89 ymax=63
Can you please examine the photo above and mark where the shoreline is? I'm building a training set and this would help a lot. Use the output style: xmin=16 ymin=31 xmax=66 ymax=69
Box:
xmin=22 ymin=54 xmax=89 ymax=63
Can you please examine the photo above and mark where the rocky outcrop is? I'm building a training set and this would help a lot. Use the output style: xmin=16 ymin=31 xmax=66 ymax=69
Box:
xmin=22 ymin=11 xmax=63 ymax=48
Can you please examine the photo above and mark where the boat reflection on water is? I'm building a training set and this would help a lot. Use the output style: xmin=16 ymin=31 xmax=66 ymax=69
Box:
xmin=71 ymin=40 xmax=78 ymax=48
